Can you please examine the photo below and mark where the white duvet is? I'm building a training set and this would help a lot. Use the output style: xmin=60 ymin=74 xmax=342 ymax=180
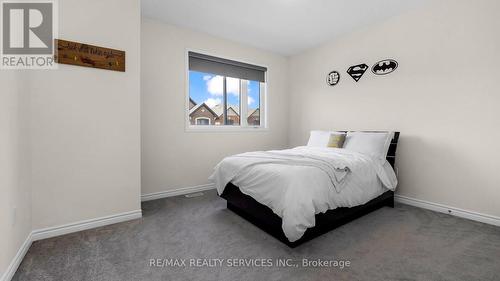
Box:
xmin=209 ymin=146 xmax=397 ymax=242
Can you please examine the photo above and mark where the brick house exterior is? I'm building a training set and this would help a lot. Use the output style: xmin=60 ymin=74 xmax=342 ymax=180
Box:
xmin=214 ymin=106 xmax=240 ymax=125
xmin=189 ymin=99 xmax=259 ymax=126
xmin=247 ymin=108 xmax=260 ymax=126
xmin=189 ymin=103 xmax=218 ymax=125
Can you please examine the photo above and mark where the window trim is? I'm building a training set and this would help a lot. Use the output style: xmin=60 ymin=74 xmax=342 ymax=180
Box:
xmin=185 ymin=48 xmax=268 ymax=132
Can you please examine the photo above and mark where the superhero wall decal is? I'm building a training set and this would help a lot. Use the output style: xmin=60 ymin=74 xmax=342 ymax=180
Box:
xmin=326 ymin=71 xmax=340 ymax=86
xmin=372 ymin=59 xmax=398 ymax=75
xmin=326 ymin=59 xmax=398 ymax=86
xmin=347 ymin=63 xmax=369 ymax=82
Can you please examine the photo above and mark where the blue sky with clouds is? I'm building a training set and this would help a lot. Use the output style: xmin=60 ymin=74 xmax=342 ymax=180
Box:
xmin=189 ymin=71 xmax=260 ymax=110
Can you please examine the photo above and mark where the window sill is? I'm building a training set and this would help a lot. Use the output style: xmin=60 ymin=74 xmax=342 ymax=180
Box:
xmin=185 ymin=126 xmax=269 ymax=133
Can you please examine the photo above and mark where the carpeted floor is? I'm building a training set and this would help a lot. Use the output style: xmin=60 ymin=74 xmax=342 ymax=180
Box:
xmin=13 ymin=190 xmax=500 ymax=281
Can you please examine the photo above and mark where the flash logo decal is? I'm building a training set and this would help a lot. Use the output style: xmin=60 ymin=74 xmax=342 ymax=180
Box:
xmin=346 ymin=64 xmax=368 ymax=82
xmin=372 ymin=59 xmax=398 ymax=75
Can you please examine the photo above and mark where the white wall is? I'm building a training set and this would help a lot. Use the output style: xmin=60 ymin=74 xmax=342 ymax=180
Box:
xmin=29 ymin=0 xmax=141 ymax=229
xmin=0 ymin=71 xmax=31 ymax=279
xmin=288 ymin=0 xmax=500 ymax=217
xmin=141 ymin=19 xmax=289 ymax=195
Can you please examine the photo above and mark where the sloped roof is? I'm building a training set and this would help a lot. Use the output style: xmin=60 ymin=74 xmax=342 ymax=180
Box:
xmin=189 ymin=102 xmax=259 ymax=118
xmin=248 ymin=108 xmax=260 ymax=117
xmin=189 ymin=102 xmax=218 ymax=117
xmin=212 ymin=104 xmax=240 ymax=117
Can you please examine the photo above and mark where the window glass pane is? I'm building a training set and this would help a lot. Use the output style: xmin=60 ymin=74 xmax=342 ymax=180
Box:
xmin=247 ymin=80 xmax=260 ymax=126
xmin=226 ymin=77 xmax=240 ymax=126
xmin=189 ymin=71 xmax=223 ymax=126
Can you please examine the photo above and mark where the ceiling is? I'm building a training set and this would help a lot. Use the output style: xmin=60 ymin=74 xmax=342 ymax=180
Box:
xmin=141 ymin=0 xmax=427 ymax=56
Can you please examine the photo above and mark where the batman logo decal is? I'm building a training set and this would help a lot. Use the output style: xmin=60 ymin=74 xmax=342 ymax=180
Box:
xmin=372 ymin=59 xmax=398 ymax=75
xmin=347 ymin=64 xmax=368 ymax=82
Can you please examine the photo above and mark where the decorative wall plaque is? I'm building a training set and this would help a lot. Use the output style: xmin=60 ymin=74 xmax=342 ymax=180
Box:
xmin=55 ymin=39 xmax=125 ymax=72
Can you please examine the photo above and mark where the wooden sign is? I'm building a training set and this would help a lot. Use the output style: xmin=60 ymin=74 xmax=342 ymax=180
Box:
xmin=55 ymin=39 xmax=125 ymax=72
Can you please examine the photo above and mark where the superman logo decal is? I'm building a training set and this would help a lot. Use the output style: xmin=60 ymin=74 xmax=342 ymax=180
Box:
xmin=346 ymin=64 xmax=368 ymax=82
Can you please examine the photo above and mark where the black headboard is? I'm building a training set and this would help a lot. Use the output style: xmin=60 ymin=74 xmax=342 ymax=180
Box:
xmin=387 ymin=132 xmax=399 ymax=168
xmin=340 ymin=131 xmax=400 ymax=168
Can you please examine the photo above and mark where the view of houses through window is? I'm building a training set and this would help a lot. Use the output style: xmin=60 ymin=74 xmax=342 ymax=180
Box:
xmin=188 ymin=71 xmax=262 ymax=127
xmin=187 ymin=52 xmax=266 ymax=129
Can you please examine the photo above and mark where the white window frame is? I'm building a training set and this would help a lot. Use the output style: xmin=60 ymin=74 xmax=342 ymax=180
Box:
xmin=195 ymin=117 xmax=211 ymax=125
xmin=185 ymin=49 xmax=268 ymax=132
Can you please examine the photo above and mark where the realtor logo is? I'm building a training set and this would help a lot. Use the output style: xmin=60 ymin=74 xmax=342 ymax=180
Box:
xmin=1 ymin=0 xmax=58 ymax=69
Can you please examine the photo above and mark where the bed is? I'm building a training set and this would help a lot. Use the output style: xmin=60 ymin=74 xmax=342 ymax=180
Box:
xmin=211 ymin=131 xmax=400 ymax=248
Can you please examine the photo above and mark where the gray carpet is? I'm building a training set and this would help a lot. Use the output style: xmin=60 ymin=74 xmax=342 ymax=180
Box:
xmin=13 ymin=190 xmax=500 ymax=281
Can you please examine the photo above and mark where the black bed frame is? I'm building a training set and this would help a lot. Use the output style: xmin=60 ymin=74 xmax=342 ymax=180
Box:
xmin=220 ymin=131 xmax=400 ymax=248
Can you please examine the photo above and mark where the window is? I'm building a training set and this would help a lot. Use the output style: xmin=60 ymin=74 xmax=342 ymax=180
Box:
xmin=187 ymin=51 xmax=266 ymax=129
xmin=195 ymin=117 xmax=210 ymax=125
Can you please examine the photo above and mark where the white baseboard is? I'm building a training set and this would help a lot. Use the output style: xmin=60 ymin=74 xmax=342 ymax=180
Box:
xmin=395 ymin=195 xmax=500 ymax=227
xmin=1 ymin=210 xmax=142 ymax=281
xmin=141 ymin=183 xmax=215 ymax=202
xmin=31 ymin=209 xmax=142 ymax=241
xmin=0 ymin=232 xmax=32 ymax=281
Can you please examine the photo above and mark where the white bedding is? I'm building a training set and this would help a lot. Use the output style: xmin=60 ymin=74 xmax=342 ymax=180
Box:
xmin=209 ymin=146 xmax=397 ymax=242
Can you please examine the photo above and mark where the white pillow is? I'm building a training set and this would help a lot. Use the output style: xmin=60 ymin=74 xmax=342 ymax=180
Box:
xmin=307 ymin=130 xmax=332 ymax=147
xmin=307 ymin=130 xmax=346 ymax=147
xmin=343 ymin=131 xmax=394 ymax=162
